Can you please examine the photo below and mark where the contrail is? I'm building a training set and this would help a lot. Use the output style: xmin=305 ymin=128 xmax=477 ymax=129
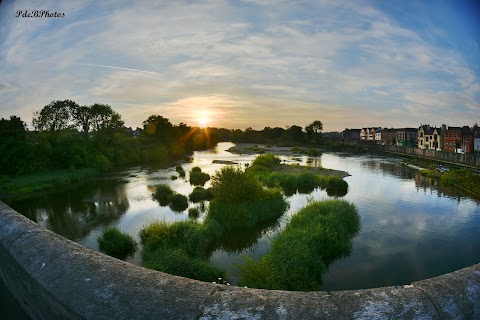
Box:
xmin=35 ymin=61 xmax=162 ymax=75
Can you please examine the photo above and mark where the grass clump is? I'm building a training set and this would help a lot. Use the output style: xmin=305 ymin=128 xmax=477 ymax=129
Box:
xmin=97 ymin=226 xmax=137 ymax=260
xmin=188 ymin=207 xmax=201 ymax=219
xmin=207 ymin=166 xmax=288 ymax=231
xmin=140 ymin=220 xmax=224 ymax=282
xmin=441 ymin=169 xmax=480 ymax=196
xmin=152 ymin=184 xmax=174 ymax=205
xmin=189 ymin=186 xmax=214 ymax=202
xmin=189 ymin=167 xmax=210 ymax=186
xmin=176 ymin=165 xmax=186 ymax=177
xmin=169 ymin=193 xmax=189 ymax=212
xmin=238 ymin=199 xmax=360 ymax=291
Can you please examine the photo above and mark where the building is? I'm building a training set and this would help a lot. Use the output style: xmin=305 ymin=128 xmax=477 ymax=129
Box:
xmin=461 ymin=126 xmax=474 ymax=154
xmin=474 ymin=133 xmax=480 ymax=154
xmin=396 ymin=128 xmax=418 ymax=147
xmin=342 ymin=128 xmax=361 ymax=141
xmin=360 ymin=128 xmax=368 ymax=140
xmin=443 ymin=126 xmax=462 ymax=152
xmin=381 ymin=128 xmax=397 ymax=145
xmin=375 ymin=128 xmax=382 ymax=144
xmin=418 ymin=125 xmax=442 ymax=150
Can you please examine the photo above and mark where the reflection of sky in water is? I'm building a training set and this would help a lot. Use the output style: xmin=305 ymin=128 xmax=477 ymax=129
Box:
xmin=9 ymin=143 xmax=480 ymax=290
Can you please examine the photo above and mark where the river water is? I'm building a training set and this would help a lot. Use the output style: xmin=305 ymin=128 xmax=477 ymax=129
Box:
xmin=3 ymin=142 xmax=480 ymax=313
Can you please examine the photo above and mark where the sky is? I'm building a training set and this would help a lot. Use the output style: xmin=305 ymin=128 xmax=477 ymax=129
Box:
xmin=0 ymin=0 xmax=479 ymax=131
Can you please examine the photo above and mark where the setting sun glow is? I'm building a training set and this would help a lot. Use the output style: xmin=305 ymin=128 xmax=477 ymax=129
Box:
xmin=198 ymin=117 xmax=209 ymax=127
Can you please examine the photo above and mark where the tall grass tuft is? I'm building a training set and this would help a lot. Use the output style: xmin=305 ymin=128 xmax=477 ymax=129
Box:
xmin=238 ymin=199 xmax=360 ymax=291
xmin=169 ymin=193 xmax=189 ymax=212
xmin=176 ymin=165 xmax=186 ymax=177
xmin=189 ymin=167 xmax=211 ymax=186
xmin=189 ymin=186 xmax=214 ymax=202
xmin=97 ymin=226 xmax=137 ymax=260
xmin=152 ymin=184 xmax=174 ymax=205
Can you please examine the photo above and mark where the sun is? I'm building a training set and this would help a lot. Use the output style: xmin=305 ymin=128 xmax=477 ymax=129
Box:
xmin=198 ymin=116 xmax=210 ymax=127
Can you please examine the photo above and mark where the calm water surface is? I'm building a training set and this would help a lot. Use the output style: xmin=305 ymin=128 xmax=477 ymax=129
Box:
xmin=5 ymin=142 xmax=480 ymax=293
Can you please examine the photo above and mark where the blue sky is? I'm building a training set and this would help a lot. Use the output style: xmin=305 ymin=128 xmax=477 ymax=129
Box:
xmin=0 ymin=0 xmax=478 ymax=131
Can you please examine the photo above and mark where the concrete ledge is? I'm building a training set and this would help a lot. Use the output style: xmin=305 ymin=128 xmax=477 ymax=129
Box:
xmin=1 ymin=201 xmax=479 ymax=319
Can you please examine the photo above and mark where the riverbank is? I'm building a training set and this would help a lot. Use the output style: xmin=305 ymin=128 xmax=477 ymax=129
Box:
xmin=227 ymin=143 xmax=350 ymax=177
xmin=0 ymin=168 xmax=97 ymax=200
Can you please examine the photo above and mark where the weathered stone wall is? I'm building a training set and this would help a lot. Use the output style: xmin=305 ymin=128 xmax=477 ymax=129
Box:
xmin=1 ymin=201 xmax=479 ymax=319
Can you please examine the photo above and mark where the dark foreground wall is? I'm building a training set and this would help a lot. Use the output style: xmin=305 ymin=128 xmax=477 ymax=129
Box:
xmin=1 ymin=201 xmax=479 ymax=320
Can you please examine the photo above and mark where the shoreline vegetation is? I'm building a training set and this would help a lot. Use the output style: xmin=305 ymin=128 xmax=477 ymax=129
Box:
xmin=137 ymin=154 xmax=355 ymax=289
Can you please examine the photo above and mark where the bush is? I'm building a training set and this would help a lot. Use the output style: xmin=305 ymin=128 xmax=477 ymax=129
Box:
xmin=206 ymin=189 xmax=287 ymax=231
xmin=210 ymin=166 xmax=264 ymax=203
xmin=169 ymin=193 xmax=189 ymax=212
xmin=325 ymin=177 xmax=349 ymax=197
xmin=238 ymin=200 xmax=360 ymax=291
xmin=94 ymin=154 xmax=112 ymax=173
xmin=296 ymin=172 xmax=316 ymax=193
xmin=152 ymin=184 xmax=174 ymax=205
xmin=176 ymin=165 xmax=186 ymax=177
xmin=188 ymin=207 xmax=200 ymax=218
xmin=170 ymin=175 xmax=178 ymax=180
xmin=97 ymin=227 xmax=137 ymax=260
xmin=189 ymin=186 xmax=214 ymax=202
xmin=189 ymin=167 xmax=210 ymax=186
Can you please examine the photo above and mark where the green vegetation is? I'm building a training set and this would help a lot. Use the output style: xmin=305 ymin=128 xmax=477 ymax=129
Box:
xmin=0 ymin=101 xmax=221 ymax=198
xmin=0 ymin=168 xmax=96 ymax=196
xmin=188 ymin=186 xmax=214 ymax=203
xmin=152 ymin=184 xmax=175 ymax=205
xmin=441 ymin=169 xmax=480 ymax=197
xmin=238 ymin=199 xmax=360 ymax=291
xmin=188 ymin=207 xmax=201 ymax=218
xmin=97 ymin=226 xmax=137 ymax=260
xmin=140 ymin=165 xmax=288 ymax=283
xmin=290 ymin=146 xmax=320 ymax=156
xmin=169 ymin=193 xmax=189 ymax=212
xmin=248 ymin=154 xmax=348 ymax=197
xmin=175 ymin=165 xmax=186 ymax=177
xmin=189 ymin=167 xmax=211 ymax=186
xmin=420 ymin=169 xmax=441 ymax=179
xmin=140 ymin=220 xmax=225 ymax=282
xmin=170 ymin=175 xmax=178 ymax=180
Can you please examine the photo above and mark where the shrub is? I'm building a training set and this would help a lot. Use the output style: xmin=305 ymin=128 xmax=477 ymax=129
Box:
xmin=170 ymin=175 xmax=178 ymax=180
xmin=188 ymin=207 xmax=200 ymax=218
xmin=206 ymin=189 xmax=287 ymax=231
xmin=94 ymin=154 xmax=112 ymax=173
xmin=97 ymin=227 xmax=137 ymax=260
xmin=325 ymin=177 xmax=349 ymax=197
xmin=152 ymin=184 xmax=174 ymax=205
xmin=210 ymin=166 xmax=264 ymax=203
xmin=191 ymin=166 xmax=202 ymax=173
xmin=189 ymin=186 xmax=214 ymax=202
xmin=189 ymin=167 xmax=210 ymax=186
xmin=169 ymin=193 xmax=189 ymax=212
xmin=296 ymin=172 xmax=316 ymax=193
xmin=250 ymin=154 xmax=281 ymax=170
xmin=238 ymin=200 xmax=360 ymax=291
xmin=176 ymin=165 xmax=186 ymax=177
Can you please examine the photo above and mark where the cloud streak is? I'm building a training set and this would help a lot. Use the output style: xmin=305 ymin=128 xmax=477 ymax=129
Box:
xmin=0 ymin=0 xmax=478 ymax=131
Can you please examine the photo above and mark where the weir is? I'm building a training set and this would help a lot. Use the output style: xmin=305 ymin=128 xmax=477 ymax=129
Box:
xmin=0 ymin=201 xmax=479 ymax=319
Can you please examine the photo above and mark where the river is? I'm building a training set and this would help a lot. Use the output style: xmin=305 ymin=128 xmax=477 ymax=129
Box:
xmin=2 ymin=142 xmax=480 ymax=316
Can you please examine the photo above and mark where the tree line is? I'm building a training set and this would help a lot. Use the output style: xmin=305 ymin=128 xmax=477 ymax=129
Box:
xmin=0 ymin=99 xmax=323 ymax=176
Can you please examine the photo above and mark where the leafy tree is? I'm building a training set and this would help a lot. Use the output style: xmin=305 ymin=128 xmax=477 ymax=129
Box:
xmin=89 ymin=103 xmax=124 ymax=133
xmin=32 ymin=100 xmax=78 ymax=132
xmin=305 ymin=120 xmax=323 ymax=145
xmin=71 ymin=105 xmax=92 ymax=135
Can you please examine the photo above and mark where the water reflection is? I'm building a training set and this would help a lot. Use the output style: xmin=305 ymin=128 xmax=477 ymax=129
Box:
xmin=5 ymin=145 xmax=479 ymax=292
xmin=8 ymin=181 xmax=130 ymax=240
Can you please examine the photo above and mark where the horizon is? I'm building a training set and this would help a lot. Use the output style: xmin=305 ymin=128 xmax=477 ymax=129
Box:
xmin=0 ymin=0 xmax=479 ymax=131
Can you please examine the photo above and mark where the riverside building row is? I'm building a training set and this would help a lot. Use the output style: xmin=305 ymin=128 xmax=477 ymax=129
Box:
xmin=343 ymin=125 xmax=480 ymax=155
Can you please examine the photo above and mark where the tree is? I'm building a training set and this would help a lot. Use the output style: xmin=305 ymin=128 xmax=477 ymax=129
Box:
xmin=32 ymin=100 xmax=78 ymax=132
xmin=71 ymin=105 xmax=92 ymax=135
xmin=89 ymin=103 xmax=124 ymax=132
xmin=305 ymin=120 xmax=323 ymax=145
xmin=0 ymin=115 xmax=27 ymax=142
xmin=143 ymin=115 xmax=173 ymax=137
